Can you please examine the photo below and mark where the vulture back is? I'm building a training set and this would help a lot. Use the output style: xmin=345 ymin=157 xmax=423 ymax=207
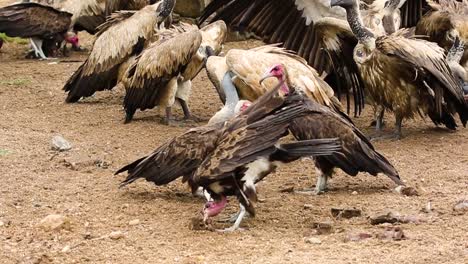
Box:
xmin=0 ymin=3 xmax=72 ymax=38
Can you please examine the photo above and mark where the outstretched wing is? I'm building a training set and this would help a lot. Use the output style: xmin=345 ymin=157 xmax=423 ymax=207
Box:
xmin=117 ymin=124 xmax=223 ymax=187
xmin=0 ymin=3 xmax=72 ymax=38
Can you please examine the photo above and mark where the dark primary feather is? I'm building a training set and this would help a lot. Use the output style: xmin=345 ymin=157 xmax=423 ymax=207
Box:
xmin=289 ymin=98 xmax=401 ymax=185
xmin=0 ymin=2 xmax=72 ymax=38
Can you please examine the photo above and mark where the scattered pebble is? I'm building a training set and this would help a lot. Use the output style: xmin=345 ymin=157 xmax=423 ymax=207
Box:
xmin=377 ymin=226 xmax=406 ymax=241
xmin=61 ymin=245 xmax=71 ymax=253
xmin=129 ymin=219 xmax=140 ymax=226
xmin=280 ymin=186 xmax=295 ymax=193
xmin=399 ymin=215 xmax=426 ymax=224
xmin=351 ymin=191 xmax=358 ymax=195
xmin=453 ymin=199 xmax=468 ymax=213
xmin=421 ymin=201 xmax=432 ymax=213
xmin=369 ymin=212 xmax=399 ymax=225
xmin=331 ymin=208 xmax=362 ymax=219
xmin=344 ymin=232 xmax=372 ymax=242
xmin=51 ymin=135 xmax=72 ymax=151
xmin=0 ymin=220 xmax=4 ymax=227
xmin=38 ymin=214 xmax=71 ymax=231
xmin=394 ymin=186 xmax=419 ymax=196
xmin=109 ymin=231 xmax=125 ymax=240
xmin=310 ymin=221 xmax=334 ymax=235
xmin=303 ymin=204 xmax=314 ymax=209
xmin=305 ymin=237 xmax=322 ymax=244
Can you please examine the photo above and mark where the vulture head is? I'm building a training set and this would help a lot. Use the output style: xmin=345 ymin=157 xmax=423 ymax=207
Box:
xmin=200 ymin=20 xmax=227 ymax=55
xmin=260 ymin=63 xmax=291 ymax=96
xmin=202 ymin=196 xmax=227 ymax=222
xmin=64 ymin=31 xmax=79 ymax=48
xmin=330 ymin=0 xmax=357 ymax=9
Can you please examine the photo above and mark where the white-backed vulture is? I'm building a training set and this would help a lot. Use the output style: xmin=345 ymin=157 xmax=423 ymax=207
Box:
xmin=199 ymin=0 xmax=414 ymax=115
xmin=122 ymin=21 xmax=227 ymax=124
xmin=63 ymin=0 xmax=175 ymax=103
xmin=331 ymin=0 xmax=468 ymax=139
xmin=0 ymin=2 xmax=73 ymax=59
xmin=116 ymin=82 xmax=341 ymax=231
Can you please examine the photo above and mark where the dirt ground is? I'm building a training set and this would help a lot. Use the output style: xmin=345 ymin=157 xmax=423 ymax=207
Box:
xmin=1 ymin=2 xmax=467 ymax=264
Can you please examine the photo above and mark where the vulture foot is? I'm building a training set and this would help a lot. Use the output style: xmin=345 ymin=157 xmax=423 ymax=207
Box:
xmin=218 ymin=210 xmax=251 ymax=223
xmin=216 ymin=204 xmax=247 ymax=231
xmin=216 ymin=226 xmax=246 ymax=232
xmin=294 ymin=187 xmax=327 ymax=195
xmin=370 ymin=132 xmax=403 ymax=141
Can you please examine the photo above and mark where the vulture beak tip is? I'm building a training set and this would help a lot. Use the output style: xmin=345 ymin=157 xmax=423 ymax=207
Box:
xmin=259 ymin=73 xmax=273 ymax=85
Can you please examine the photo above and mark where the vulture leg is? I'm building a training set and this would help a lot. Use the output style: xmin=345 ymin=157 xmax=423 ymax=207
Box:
xmin=219 ymin=203 xmax=251 ymax=223
xmin=393 ymin=115 xmax=403 ymax=140
xmin=30 ymin=38 xmax=47 ymax=60
xmin=314 ymin=167 xmax=332 ymax=194
xmin=163 ymin=107 xmax=174 ymax=125
xmin=217 ymin=204 xmax=246 ymax=232
xmin=375 ymin=107 xmax=385 ymax=131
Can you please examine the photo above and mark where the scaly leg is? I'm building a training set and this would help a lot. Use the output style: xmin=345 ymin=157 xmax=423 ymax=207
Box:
xmin=394 ymin=114 xmax=403 ymax=140
xmin=163 ymin=107 xmax=174 ymax=125
xmin=315 ymin=168 xmax=329 ymax=194
xmin=217 ymin=203 xmax=246 ymax=232
xmin=375 ymin=107 xmax=385 ymax=131
xmin=218 ymin=203 xmax=251 ymax=223
xmin=177 ymin=98 xmax=202 ymax=122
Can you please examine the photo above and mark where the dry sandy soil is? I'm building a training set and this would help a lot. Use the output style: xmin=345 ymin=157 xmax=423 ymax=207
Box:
xmin=0 ymin=1 xmax=467 ymax=263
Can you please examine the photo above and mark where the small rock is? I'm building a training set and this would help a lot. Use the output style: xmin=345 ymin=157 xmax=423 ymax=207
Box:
xmin=453 ymin=199 xmax=468 ymax=213
xmin=369 ymin=212 xmax=399 ymax=225
xmin=189 ymin=217 xmax=210 ymax=231
xmin=377 ymin=226 xmax=406 ymax=241
xmin=395 ymin=186 xmax=419 ymax=196
xmin=280 ymin=186 xmax=295 ymax=193
xmin=310 ymin=221 xmax=334 ymax=235
xmin=303 ymin=204 xmax=314 ymax=209
xmin=0 ymin=220 xmax=4 ymax=227
xmin=421 ymin=201 xmax=432 ymax=213
xmin=305 ymin=237 xmax=322 ymax=244
xmin=399 ymin=215 xmax=426 ymax=224
xmin=129 ymin=219 xmax=140 ymax=226
xmin=331 ymin=208 xmax=362 ymax=219
xmin=109 ymin=231 xmax=125 ymax=240
xmin=345 ymin=232 xmax=372 ymax=242
xmin=351 ymin=191 xmax=358 ymax=195
xmin=51 ymin=135 xmax=72 ymax=151
xmin=38 ymin=214 xmax=71 ymax=231
xmin=61 ymin=245 xmax=71 ymax=253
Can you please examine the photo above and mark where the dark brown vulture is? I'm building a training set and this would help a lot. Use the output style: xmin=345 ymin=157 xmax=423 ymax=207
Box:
xmin=199 ymin=0 xmax=418 ymax=116
xmin=0 ymin=2 xmax=73 ymax=59
xmin=331 ymin=0 xmax=468 ymax=139
xmin=116 ymin=83 xmax=341 ymax=231
xmin=63 ymin=0 xmax=175 ymax=103
xmin=122 ymin=21 xmax=227 ymax=124
xmin=207 ymin=61 xmax=401 ymax=194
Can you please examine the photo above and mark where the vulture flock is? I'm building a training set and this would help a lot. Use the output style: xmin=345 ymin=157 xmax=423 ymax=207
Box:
xmin=0 ymin=0 xmax=467 ymax=231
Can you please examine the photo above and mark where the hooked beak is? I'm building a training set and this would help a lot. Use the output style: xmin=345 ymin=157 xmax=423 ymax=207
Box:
xmin=259 ymin=73 xmax=274 ymax=85
xmin=329 ymin=0 xmax=343 ymax=7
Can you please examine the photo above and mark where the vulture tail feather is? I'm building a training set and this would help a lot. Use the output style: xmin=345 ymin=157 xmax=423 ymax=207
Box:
xmin=276 ymin=138 xmax=342 ymax=160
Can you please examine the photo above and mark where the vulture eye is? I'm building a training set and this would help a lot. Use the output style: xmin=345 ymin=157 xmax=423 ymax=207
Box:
xmin=356 ymin=49 xmax=364 ymax=58
xmin=374 ymin=18 xmax=381 ymax=25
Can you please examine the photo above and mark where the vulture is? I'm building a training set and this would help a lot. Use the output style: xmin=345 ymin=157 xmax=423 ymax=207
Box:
xmin=27 ymin=0 xmax=107 ymax=35
xmin=116 ymin=82 xmax=342 ymax=231
xmin=331 ymin=0 xmax=468 ymax=139
xmin=63 ymin=0 xmax=175 ymax=103
xmin=0 ymin=2 xmax=74 ymax=59
xmin=415 ymin=0 xmax=468 ymax=85
xmin=105 ymin=0 xmax=158 ymax=15
xmin=122 ymin=21 xmax=227 ymax=124
xmin=199 ymin=0 xmax=419 ymax=116
xmin=209 ymin=60 xmax=402 ymax=193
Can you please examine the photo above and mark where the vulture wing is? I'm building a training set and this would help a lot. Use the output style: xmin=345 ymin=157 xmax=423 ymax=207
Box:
xmin=225 ymin=46 xmax=342 ymax=111
xmin=123 ymin=30 xmax=202 ymax=122
xmin=399 ymin=0 xmax=430 ymax=28
xmin=117 ymin=124 xmax=223 ymax=187
xmin=0 ymin=3 xmax=72 ymax=39
xmin=376 ymin=33 xmax=468 ymax=126
xmin=63 ymin=4 xmax=161 ymax=102
xmin=193 ymin=94 xmax=310 ymax=185
xmin=289 ymin=99 xmax=402 ymax=185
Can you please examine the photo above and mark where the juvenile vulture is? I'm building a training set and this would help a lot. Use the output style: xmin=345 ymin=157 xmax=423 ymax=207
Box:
xmin=331 ymin=0 xmax=468 ymax=139
xmin=117 ymin=83 xmax=341 ymax=231
xmin=63 ymin=0 xmax=175 ymax=103
xmin=199 ymin=0 xmax=417 ymax=115
xmin=122 ymin=21 xmax=227 ymax=124
xmin=0 ymin=2 xmax=74 ymax=59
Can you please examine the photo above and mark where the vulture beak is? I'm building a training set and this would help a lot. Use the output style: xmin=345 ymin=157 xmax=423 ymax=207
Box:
xmin=205 ymin=46 xmax=215 ymax=57
xmin=259 ymin=72 xmax=274 ymax=85
xmin=330 ymin=0 xmax=344 ymax=7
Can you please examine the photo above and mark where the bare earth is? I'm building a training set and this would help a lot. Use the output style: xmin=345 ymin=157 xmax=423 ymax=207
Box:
xmin=0 ymin=3 xmax=467 ymax=263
